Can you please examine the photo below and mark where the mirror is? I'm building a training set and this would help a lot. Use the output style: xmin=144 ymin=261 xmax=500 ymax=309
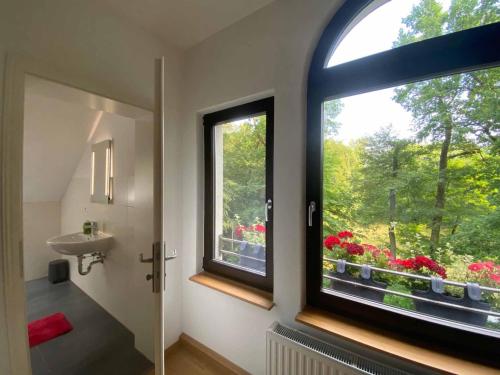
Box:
xmin=91 ymin=140 xmax=113 ymax=204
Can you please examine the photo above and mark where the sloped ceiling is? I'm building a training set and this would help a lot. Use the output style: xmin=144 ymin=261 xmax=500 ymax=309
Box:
xmin=23 ymin=92 xmax=99 ymax=202
xmin=23 ymin=75 xmax=151 ymax=203
xmin=98 ymin=0 xmax=275 ymax=49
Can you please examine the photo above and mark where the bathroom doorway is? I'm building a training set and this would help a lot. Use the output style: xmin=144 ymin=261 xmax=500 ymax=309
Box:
xmin=1 ymin=55 xmax=167 ymax=375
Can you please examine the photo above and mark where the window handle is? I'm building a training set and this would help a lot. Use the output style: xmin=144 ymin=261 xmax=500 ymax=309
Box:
xmin=265 ymin=199 xmax=273 ymax=222
xmin=308 ymin=201 xmax=316 ymax=227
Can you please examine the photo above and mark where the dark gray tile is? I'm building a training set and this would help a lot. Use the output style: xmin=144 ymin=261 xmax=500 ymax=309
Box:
xmin=30 ymin=347 xmax=53 ymax=375
xmin=26 ymin=278 xmax=153 ymax=375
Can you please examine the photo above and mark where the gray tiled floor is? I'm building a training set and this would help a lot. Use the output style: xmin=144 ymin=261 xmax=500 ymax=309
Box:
xmin=26 ymin=278 xmax=153 ymax=375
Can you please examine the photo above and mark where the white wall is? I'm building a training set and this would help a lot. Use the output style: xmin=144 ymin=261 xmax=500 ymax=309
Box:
xmin=179 ymin=1 xmax=340 ymax=373
xmin=23 ymin=91 xmax=98 ymax=203
xmin=22 ymin=84 xmax=97 ymax=283
xmin=22 ymin=202 xmax=61 ymax=281
xmin=179 ymin=0 xmax=424 ymax=374
xmin=0 ymin=0 xmax=183 ymax=372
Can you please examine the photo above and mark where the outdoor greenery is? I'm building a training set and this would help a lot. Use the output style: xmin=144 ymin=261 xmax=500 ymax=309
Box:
xmin=321 ymin=0 xmax=500 ymax=317
xmin=221 ymin=115 xmax=267 ymax=245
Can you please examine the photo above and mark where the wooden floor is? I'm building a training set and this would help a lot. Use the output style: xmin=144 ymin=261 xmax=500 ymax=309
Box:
xmin=144 ymin=336 xmax=242 ymax=375
xmin=163 ymin=342 xmax=236 ymax=375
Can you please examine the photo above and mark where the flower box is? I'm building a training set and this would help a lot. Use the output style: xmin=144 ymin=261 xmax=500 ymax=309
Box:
xmin=328 ymin=271 xmax=387 ymax=303
xmin=239 ymin=242 xmax=266 ymax=273
xmin=412 ymin=289 xmax=490 ymax=326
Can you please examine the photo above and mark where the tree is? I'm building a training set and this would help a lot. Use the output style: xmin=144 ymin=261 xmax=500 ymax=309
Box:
xmin=323 ymin=100 xmax=344 ymax=139
xmin=355 ymin=127 xmax=414 ymax=255
xmin=222 ymin=116 xmax=266 ymax=232
xmin=393 ymin=0 xmax=499 ymax=255
xmin=323 ymin=139 xmax=360 ymax=235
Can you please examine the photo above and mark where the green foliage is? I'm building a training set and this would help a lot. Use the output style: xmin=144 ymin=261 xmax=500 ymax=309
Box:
xmin=395 ymin=0 xmax=500 ymax=48
xmin=323 ymin=100 xmax=344 ymax=139
xmin=390 ymin=0 xmax=499 ymax=256
xmin=319 ymin=0 xmax=500 ymax=314
xmin=222 ymin=116 xmax=266 ymax=233
xmin=353 ymin=128 xmax=421 ymax=240
xmin=323 ymin=138 xmax=360 ymax=234
xmin=384 ymin=283 xmax=415 ymax=310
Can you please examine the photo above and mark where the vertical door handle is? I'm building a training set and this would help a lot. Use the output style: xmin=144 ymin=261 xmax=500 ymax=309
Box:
xmin=265 ymin=199 xmax=273 ymax=222
xmin=152 ymin=241 xmax=162 ymax=293
xmin=140 ymin=243 xmax=162 ymax=293
xmin=308 ymin=201 xmax=316 ymax=227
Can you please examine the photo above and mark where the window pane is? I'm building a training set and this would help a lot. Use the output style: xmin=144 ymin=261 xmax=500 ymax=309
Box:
xmin=322 ymin=66 xmax=500 ymax=331
xmin=213 ymin=115 xmax=267 ymax=275
xmin=328 ymin=0 xmax=499 ymax=67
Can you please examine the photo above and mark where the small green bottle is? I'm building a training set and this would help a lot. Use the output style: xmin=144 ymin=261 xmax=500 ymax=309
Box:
xmin=83 ymin=220 xmax=92 ymax=235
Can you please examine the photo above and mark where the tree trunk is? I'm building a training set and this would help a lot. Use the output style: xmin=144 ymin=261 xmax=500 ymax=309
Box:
xmin=389 ymin=188 xmax=397 ymax=256
xmin=430 ymin=123 xmax=453 ymax=255
xmin=388 ymin=145 xmax=399 ymax=256
xmin=451 ymin=215 xmax=460 ymax=235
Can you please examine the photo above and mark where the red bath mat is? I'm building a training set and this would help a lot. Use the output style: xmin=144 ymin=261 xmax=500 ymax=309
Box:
xmin=28 ymin=313 xmax=73 ymax=347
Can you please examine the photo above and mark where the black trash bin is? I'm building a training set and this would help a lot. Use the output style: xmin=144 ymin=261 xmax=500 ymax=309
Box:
xmin=48 ymin=259 xmax=69 ymax=284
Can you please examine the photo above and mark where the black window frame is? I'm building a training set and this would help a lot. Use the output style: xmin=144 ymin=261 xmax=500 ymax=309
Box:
xmin=203 ymin=97 xmax=274 ymax=292
xmin=306 ymin=0 xmax=500 ymax=363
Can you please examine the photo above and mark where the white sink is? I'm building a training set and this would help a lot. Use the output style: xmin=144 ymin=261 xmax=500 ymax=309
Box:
xmin=47 ymin=232 xmax=113 ymax=256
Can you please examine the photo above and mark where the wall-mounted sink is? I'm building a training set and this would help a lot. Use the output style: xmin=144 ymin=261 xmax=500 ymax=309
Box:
xmin=47 ymin=232 xmax=113 ymax=256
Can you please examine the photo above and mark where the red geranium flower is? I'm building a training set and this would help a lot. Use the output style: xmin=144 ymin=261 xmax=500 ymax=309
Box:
xmin=362 ymin=244 xmax=377 ymax=251
xmin=490 ymin=274 xmax=500 ymax=284
xmin=338 ymin=231 xmax=353 ymax=238
xmin=414 ymin=255 xmax=433 ymax=268
xmin=483 ymin=261 xmax=495 ymax=271
xmin=413 ymin=256 xmax=447 ymax=278
xmin=468 ymin=261 xmax=500 ymax=284
xmin=390 ymin=258 xmax=417 ymax=270
xmin=469 ymin=261 xmax=495 ymax=272
xmin=324 ymin=235 xmax=341 ymax=250
xmin=468 ymin=263 xmax=483 ymax=272
xmin=434 ymin=265 xmax=447 ymax=279
xmin=253 ymin=224 xmax=266 ymax=233
xmin=390 ymin=256 xmax=446 ymax=278
xmin=362 ymin=244 xmax=380 ymax=257
xmin=346 ymin=243 xmax=364 ymax=256
xmin=234 ymin=225 xmax=246 ymax=239
xmin=382 ymin=249 xmax=393 ymax=258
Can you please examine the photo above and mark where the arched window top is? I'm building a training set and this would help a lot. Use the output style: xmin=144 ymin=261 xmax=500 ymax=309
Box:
xmin=326 ymin=0 xmax=500 ymax=68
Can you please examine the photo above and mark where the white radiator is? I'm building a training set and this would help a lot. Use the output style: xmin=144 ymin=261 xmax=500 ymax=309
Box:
xmin=266 ymin=323 xmax=409 ymax=375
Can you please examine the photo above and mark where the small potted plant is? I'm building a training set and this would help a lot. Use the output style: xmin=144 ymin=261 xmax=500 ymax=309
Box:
xmin=390 ymin=255 xmax=491 ymax=326
xmin=233 ymin=219 xmax=266 ymax=273
xmin=323 ymin=231 xmax=387 ymax=302
xmin=464 ymin=261 xmax=499 ymax=326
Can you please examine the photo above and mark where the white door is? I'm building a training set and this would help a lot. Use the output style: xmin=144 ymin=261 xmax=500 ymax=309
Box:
xmin=153 ymin=57 xmax=167 ymax=375
xmin=138 ymin=57 xmax=168 ymax=375
xmin=133 ymin=57 xmax=168 ymax=375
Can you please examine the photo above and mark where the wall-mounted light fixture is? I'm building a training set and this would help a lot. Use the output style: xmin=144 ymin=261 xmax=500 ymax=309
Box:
xmin=90 ymin=139 xmax=113 ymax=204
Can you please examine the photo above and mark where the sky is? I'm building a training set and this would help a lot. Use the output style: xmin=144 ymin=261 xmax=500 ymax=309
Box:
xmin=327 ymin=0 xmax=451 ymax=144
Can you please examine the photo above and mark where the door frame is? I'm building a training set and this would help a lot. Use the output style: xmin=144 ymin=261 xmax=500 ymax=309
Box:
xmin=0 ymin=53 xmax=157 ymax=374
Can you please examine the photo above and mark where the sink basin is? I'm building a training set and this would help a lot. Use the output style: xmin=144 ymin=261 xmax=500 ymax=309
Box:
xmin=47 ymin=232 xmax=113 ymax=256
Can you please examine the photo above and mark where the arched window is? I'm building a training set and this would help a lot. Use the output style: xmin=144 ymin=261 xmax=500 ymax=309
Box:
xmin=306 ymin=0 xmax=499 ymax=357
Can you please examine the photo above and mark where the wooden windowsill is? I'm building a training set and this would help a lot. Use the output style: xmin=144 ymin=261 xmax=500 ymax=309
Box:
xmin=296 ymin=307 xmax=498 ymax=375
xmin=189 ymin=271 xmax=275 ymax=311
